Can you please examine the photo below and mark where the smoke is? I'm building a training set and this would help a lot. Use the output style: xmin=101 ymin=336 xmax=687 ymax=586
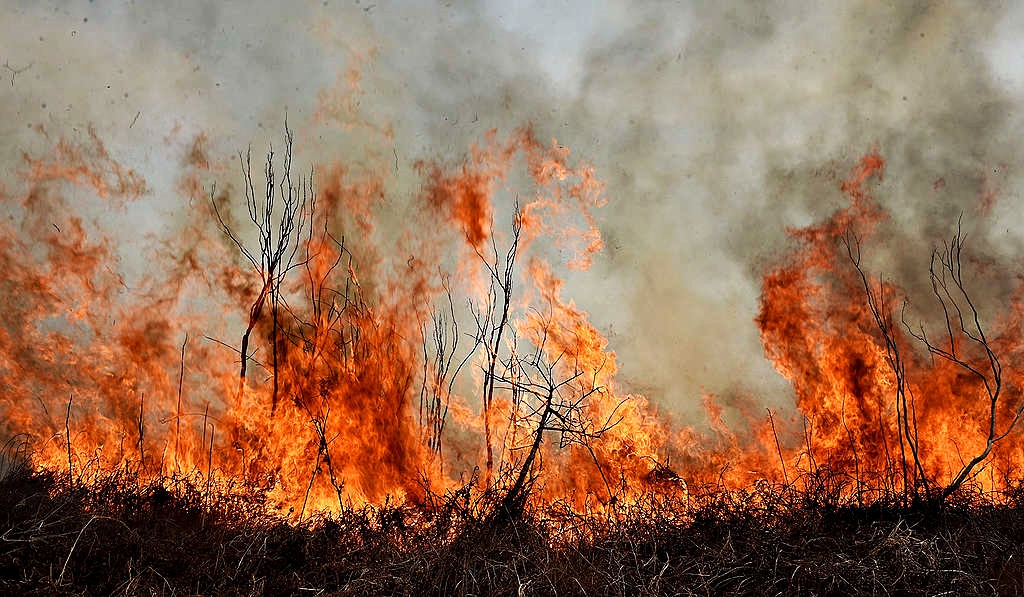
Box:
xmin=3 ymin=0 xmax=1024 ymax=430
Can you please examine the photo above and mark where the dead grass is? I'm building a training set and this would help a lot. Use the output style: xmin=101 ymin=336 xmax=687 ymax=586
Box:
xmin=2 ymin=464 xmax=1024 ymax=596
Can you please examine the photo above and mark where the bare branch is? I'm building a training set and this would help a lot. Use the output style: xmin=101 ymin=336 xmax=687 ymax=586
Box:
xmin=210 ymin=121 xmax=313 ymax=412
xmin=888 ymin=222 xmax=1020 ymax=502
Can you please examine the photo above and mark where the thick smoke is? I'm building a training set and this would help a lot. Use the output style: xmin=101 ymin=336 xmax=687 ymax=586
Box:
xmin=2 ymin=0 xmax=1023 ymax=432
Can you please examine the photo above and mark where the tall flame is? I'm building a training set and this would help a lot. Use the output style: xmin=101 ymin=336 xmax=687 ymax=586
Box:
xmin=0 ymin=119 xmax=670 ymax=515
xmin=754 ymin=151 xmax=1024 ymax=498
xmin=2 ymin=114 xmax=1023 ymax=516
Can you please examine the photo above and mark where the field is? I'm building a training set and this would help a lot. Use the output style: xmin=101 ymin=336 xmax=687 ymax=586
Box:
xmin=2 ymin=86 xmax=1024 ymax=597
xmin=3 ymin=459 xmax=1024 ymax=596
xmin=4 ymin=6 xmax=1024 ymax=595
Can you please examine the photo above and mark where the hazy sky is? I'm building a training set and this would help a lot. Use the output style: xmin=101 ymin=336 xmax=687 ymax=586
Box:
xmin=3 ymin=0 xmax=1024 ymax=423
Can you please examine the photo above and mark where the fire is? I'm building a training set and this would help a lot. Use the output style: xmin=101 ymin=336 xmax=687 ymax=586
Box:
xmin=754 ymin=151 xmax=1024 ymax=500
xmin=0 ymin=118 xmax=669 ymax=515
xmin=2 ymin=113 xmax=1023 ymax=517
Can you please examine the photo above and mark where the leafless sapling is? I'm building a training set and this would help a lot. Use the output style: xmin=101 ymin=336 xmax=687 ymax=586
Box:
xmin=467 ymin=203 xmax=522 ymax=487
xmin=419 ymin=274 xmax=473 ymax=468
xmin=847 ymin=222 xmax=1024 ymax=504
xmin=905 ymin=223 xmax=1023 ymax=502
xmin=487 ymin=307 xmax=624 ymax=521
xmin=210 ymin=121 xmax=313 ymax=412
xmin=845 ymin=233 xmax=929 ymax=503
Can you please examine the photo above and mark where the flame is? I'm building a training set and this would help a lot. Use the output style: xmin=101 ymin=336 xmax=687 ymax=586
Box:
xmin=754 ymin=151 xmax=1024 ymax=498
xmin=0 ymin=117 xmax=672 ymax=516
xmin=3 ymin=109 xmax=1023 ymax=517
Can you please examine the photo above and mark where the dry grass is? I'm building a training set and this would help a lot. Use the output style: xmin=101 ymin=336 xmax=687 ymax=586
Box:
xmin=2 ymin=463 xmax=1024 ymax=596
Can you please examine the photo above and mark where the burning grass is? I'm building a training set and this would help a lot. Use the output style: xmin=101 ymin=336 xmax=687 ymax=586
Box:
xmin=3 ymin=460 xmax=1024 ymax=596
xmin=5 ymin=118 xmax=1024 ymax=594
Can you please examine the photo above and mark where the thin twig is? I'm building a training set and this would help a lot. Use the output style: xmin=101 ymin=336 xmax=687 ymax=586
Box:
xmin=57 ymin=515 xmax=97 ymax=584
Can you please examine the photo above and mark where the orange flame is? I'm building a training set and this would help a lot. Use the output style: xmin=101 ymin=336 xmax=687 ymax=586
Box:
xmin=3 ymin=114 xmax=1023 ymax=517
xmin=0 ymin=119 xmax=671 ymax=516
xmin=754 ymin=151 xmax=1024 ymax=498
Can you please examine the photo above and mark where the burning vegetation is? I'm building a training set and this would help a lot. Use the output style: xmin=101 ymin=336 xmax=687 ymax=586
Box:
xmin=3 ymin=118 xmax=1024 ymax=594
